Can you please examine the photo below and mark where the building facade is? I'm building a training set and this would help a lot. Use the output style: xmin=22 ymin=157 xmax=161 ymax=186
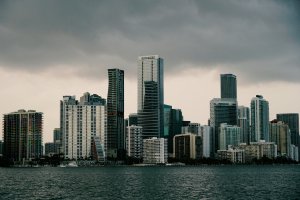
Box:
xmin=60 ymin=93 xmax=106 ymax=160
xmin=107 ymin=68 xmax=125 ymax=159
xmin=276 ymin=113 xmax=299 ymax=147
xmin=210 ymin=98 xmax=238 ymax=153
xmin=269 ymin=120 xmax=291 ymax=158
xmin=143 ymin=137 xmax=167 ymax=164
xmin=126 ymin=125 xmax=143 ymax=159
xmin=200 ymin=125 xmax=214 ymax=158
xmin=173 ymin=133 xmax=202 ymax=160
xmin=53 ymin=128 xmax=62 ymax=154
xmin=238 ymin=106 xmax=250 ymax=144
xmin=217 ymin=147 xmax=245 ymax=163
xmin=220 ymin=74 xmax=237 ymax=99
xmin=138 ymin=55 xmax=164 ymax=138
xmin=250 ymin=95 xmax=269 ymax=142
xmin=45 ymin=142 xmax=56 ymax=156
xmin=219 ymin=123 xmax=241 ymax=150
xmin=3 ymin=110 xmax=43 ymax=162
xmin=239 ymin=142 xmax=277 ymax=163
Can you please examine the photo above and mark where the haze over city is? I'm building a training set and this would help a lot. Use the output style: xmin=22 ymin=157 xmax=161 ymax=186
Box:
xmin=0 ymin=0 xmax=299 ymax=143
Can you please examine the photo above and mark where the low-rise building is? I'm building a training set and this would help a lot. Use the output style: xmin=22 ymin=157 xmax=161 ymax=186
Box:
xmin=217 ymin=147 xmax=245 ymax=163
xmin=143 ymin=137 xmax=167 ymax=164
xmin=239 ymin=141 xmax=277 ymax=163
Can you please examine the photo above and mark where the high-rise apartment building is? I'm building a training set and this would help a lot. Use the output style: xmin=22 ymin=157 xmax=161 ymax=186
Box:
xmin=219 ymin=123 xmax=241 ymax=150
xmin=238 ymin=106 xmax=250 ymax=144
xmin=269 ymin=120 xmax=291 ymax=158
xmin=3 ymin=110 xmax=43 ymax=162
xmin=138 ymin=55 xmax=164 ymax=138
xmin=53 ymin=128 xmax=62 ymax=154
xmin=173 ymin=133 xmax=202 ymax=160
xmin=199 ymin=125 xmax=214 ymax=158
xmin=210 ymin=98 xmax=238 ymax=153
xmin=276 ymin=113 xmax=299 ymax=147
xmin=125 ymin=125 xmax=143 ymax=159
xmin=164 ymin=104 xmax=183 ymax=154
xmin=220 ymin=74 xmax=237 ymax=99
xmin=143 ymin=137 xmax=167 ymax=164
xmin=250 ymin=95 xmax=269 ymax=142
xmin=60 ymin=93 xmax=106 ymax=160
xmin=107 ymin=68 xmax=125 ymax=159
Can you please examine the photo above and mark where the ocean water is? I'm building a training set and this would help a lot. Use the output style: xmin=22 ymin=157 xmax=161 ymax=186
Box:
xmin=0 ymin=165 xmax=299 ymax=199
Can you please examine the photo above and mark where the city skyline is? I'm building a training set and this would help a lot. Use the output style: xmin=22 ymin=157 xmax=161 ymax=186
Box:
xmin=0 ymin=1 xmax=299 ymax=143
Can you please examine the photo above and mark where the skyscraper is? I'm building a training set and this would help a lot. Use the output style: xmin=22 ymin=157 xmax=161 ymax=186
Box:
xmin=138 ymin=55 xmax=164 ymax=138
xmin=3 ymin=110 xmax=43 ymax=162
xmin=219 ymin=123 xmax=241 ymax=150
xmin=250 ymin=95 xmax=269 ymax=142
xmin=107 ymin=68 xmax=125 ymax=159
xmin=210 ymin=98 xmax=238 ymax=153
xmin=276 ymin=113 xmax=299 ymax=146
xmin=60 ymin=93 xmax=106 ymax=160
xmin=269 ymin=120 xmax=291 ymax=158
xmin=220 ymin=74 xmax=237 ymax=99
xmin=238 ymin=106 xmax=250 ymax=144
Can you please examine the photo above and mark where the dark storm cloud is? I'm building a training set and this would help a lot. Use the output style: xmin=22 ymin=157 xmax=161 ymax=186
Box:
xmin=0 ymin=0 xmax=299 ymax=82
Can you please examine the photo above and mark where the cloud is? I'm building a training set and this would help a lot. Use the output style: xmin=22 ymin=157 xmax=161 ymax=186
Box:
xmin=0 ymin=0 xmax=299 ymax=82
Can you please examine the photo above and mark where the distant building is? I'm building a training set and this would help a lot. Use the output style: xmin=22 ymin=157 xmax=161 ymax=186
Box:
xmin=53 ymin=128 xmax=62 ymax=154
xmin=3 ymin=110 xmax=43 ymax=162
xmin=290 ymin=145 xmax=299 ymax=162
xmin=143 ymin=137 xmax=167 ymax=164
xmin=217 ymin=147 xmax=245 ymax=163
xmin=250 ymin=95 xmax=269 ymax=142
xmin=107 ymin=68 xmax=125 ymax=159
xmin=128 ymin=113 xmax=138 ymax=126
xmin=45 ymin=143 xmax=56 ymax=156
xmin=276 ymin=113 xmax=299 ymax=147
xmin=238 ymin=106 xmax=250 ymax=144
xmin=187 ymin=123 xmax=201 ymax=135
xmin=60 ymin=93 xmax=106 ymax=160
xmin=210 ymin=98 xmax=237 ymax=153
xmin=239 ymin=142 xmax=277 ymax=163
xmin=173 ymin=133 xmax=202 ymax=160
xmin=220 ymin=74 xmax=237 ymax=99
xmin=163 ymin=106 xmax=183 ymax=154
xmin=163 ymin=104 xmax=172 ymax=138
xmin=0 ymin=140 xmax=3 ymax=156
xmin=199 ymin=125 xmax=214 ymax=158
xmin=269 ymin=120 xmax=291 ymax=158
xmin=219 ymin=123 xmax=241 ymax=150
xmin=138 ymin=55 xmax=164 ymax=138
xmin=126 ymin=125 xmax=143 ymax=159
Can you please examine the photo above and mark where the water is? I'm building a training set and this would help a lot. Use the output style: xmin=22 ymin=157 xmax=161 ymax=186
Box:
xmin=0 ymin=165 xmax=299 ymax=199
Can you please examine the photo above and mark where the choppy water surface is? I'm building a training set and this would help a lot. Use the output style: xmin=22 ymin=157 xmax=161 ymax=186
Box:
xmin=0 ymin=165 xmax=299 ymax=199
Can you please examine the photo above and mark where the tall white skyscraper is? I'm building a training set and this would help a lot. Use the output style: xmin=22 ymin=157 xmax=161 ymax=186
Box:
xmin=138 ymin=55 xmax=164 ymax=138
xmin=60 ymin=93 xmax=106 ymax=160
xmin=250 ymin=95 xmax=269 ymax=142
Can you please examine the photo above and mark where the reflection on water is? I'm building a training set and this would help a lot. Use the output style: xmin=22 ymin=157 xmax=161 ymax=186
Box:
xmin=0 ymin=165 xmax=299 ymax=199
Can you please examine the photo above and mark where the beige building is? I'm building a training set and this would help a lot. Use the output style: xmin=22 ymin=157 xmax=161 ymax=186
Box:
xmin=239 ymin=142 xmax=277 ymax=163
xmin=173 ymin=133 xmax=202 ymax=160
xmin=269 ymin=120 xmax=291 ymax=158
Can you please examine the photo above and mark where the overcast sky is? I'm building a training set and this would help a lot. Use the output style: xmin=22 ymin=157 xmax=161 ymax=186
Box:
xmin=0 ymin=0 xmax=299 ymax=143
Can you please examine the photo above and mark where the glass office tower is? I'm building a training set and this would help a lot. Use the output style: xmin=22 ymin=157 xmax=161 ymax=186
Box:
xmin=138 ymin=55 xmax=164 ymax=138
xmin=221 ymin=74 xmax=237 ymax=99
